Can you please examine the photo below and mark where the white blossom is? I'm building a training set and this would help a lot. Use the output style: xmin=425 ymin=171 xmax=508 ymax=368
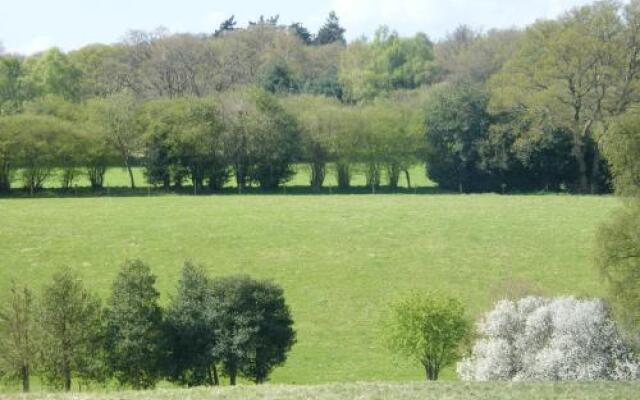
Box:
xmin=458 ymin=296 xmax=640 ymax=381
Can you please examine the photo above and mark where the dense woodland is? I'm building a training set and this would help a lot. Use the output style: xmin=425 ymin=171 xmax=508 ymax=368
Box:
xmin=1 ymin=2 xmax=640 ymax=195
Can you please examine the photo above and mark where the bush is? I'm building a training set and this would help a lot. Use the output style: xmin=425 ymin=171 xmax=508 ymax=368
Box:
xmin=457 ymin=297 xmax=640 ymax=381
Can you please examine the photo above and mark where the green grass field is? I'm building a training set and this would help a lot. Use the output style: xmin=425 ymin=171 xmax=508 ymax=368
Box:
xmin=4 ymin=382 xmax=640 ymax=400
xmin=0 ymin=184 xmax=618 ymax=386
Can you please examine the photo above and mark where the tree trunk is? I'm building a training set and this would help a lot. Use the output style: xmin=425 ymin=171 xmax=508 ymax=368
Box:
xmin=64 ymin=368 xmax=71 ymax=392
xmin=591 ymin=144 xmax=602 ymax=194
xmin=424 ymin=364 xmax=438 ymax=381
xmin=575 ymin=144 xmax=589 ymax=193
xmin=212 ymin=364 xmax=219 ymax=386
xmin=574 ymin=120 xmax=593 ymax=193
xmin=310 ymin=162 xmax=325 ymax=191
xmin=21 ymin=365 xmax=29 ymax=393
xmin=404 ymin=169 xmax=411 ymax=189
xmin=230 ymin=372 xmax=236 ymax=386
xmin=124 ymin=157 xmax=136 ymax=189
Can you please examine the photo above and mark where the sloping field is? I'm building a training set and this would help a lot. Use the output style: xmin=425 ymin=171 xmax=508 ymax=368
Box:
xmin=0 ymin=194 xmax=617 ymax=383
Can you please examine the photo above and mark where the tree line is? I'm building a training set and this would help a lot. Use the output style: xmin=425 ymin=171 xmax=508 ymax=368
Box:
xmin=1 ymin=1 xmax=640 ymax=194
xmin=0 ymin=261 xmax=296 ymax=392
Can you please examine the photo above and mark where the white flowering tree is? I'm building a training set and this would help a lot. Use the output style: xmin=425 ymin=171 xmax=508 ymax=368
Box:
xmin=458 ymin=296 xmax=640 ymax=381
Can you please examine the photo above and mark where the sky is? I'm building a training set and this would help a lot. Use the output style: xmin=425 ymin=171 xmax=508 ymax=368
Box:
xmin=0 ymin=0 xmax=600 ymax=55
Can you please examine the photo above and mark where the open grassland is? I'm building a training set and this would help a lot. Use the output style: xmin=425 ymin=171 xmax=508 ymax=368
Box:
xmin=0 ymin=192 xmax=618 ymax=384
xmin=3 ymin=382 xmax=639 ymax=400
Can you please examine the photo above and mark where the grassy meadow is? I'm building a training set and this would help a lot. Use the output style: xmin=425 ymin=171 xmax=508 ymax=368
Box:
xmin=4 ymin=382 xmax=640 ymax=400
xmin=0 ymin=163 xmax=619 ymax=387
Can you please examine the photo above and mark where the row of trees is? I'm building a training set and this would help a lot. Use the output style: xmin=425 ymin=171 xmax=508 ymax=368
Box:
xmin=0 ymin=90 xmax=426 ymax=193
xmin=2 ymin=1 xmax=640 ymax=193
xmin=0 ymin=261 xmax=295 ymax=392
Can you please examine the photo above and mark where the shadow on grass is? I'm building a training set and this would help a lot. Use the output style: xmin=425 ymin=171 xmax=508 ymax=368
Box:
xmin=0 ymin=185 xmax=461 ymax=199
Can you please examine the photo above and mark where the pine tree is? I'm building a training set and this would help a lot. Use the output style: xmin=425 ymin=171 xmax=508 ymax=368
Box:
xmin=315 ymin=11 xmax=346 ymax=45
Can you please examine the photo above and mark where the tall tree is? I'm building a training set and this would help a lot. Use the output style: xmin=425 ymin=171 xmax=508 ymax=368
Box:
xmin=423 ymin=83 xmax=493 ymax=192
xmin=38 ymin=269 xmax=104 ymax=391
xmin=22 ymin=48 xmax=82 ymax=102
xmin=210 ymin=276 xmax=296 ymax=385
xmin=315 ymin=11 xmax=346 ymax=46
xmin=163 ymin=263 xmax=220 ymax=386
xmin=0 ymin=282 xmax=35 ymax=392
xmin=104 ymin=260 xmax=164 ymax=389
xmin=214 ymin=16 xmax=237 ymax=37
xmin=0 ymin=56 xmax=26 ymax=114
xmin=490 ymin=0 xmax=640 ymax=193
xmin=87 ymin=93 xmax=141 ymax=189
xmin=289 ymin=23 xmax=313 ymax=45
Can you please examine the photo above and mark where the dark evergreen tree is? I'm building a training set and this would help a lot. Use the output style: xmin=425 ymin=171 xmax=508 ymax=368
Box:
xmin=104 ymin=260 xmax=163 ymax=389
xmin=163 ymin=263 xmax=220 ymax=386
xmin=289 ymin=23 xmax=313 ymax=45
xmin=315 ymin=11 xmax=346 ymax=45
xmin=213 ymin=16 xmax=237 ymax=37
xmin=210 ymin=276 xmax=296 ymax=385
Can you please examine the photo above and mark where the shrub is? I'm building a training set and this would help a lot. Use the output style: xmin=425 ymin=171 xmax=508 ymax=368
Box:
xmin=457 ymin=296 xmax=640 ymax=381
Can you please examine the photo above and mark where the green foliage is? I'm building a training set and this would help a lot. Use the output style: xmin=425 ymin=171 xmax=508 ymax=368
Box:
xmin=37 ymin=269 xmax=104 ymax=390
xmin=104 ymin=260 xmax=163 ymax=389
xmin=385 ymin=292 xmax=469 ymax=381
xmin=339 ymin=28 xmax=438 ymax=103
xmin=86 ymin=93 xmax=141 ymax=189
xmin=603 ymin=111 xmax=640 ymax=197
xmin=0 ymin=282 xmax=35 ymax=392
xmin=163 ymin=262 xmax=219 ymax=386
xmin=21 ymin=49 xmax=82 ymax=102
xmin=315 ymin=12 xmax=346 ymax=46
xmin=0 ymin=56 xmax=26 ymax=115
xmin=595 ymin=203 xmax=640 ymax=350
xmin=210 ymin=275 xmax=296 ymax=384
xmin=423 ymin=83 xmax=493 ymax=192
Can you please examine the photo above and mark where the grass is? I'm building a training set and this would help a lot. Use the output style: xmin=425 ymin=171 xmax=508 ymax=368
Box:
xmin=4 ymin=382 xmax=640 ymax=400
xmin=0 ymin=184 xmax=619 ymax=386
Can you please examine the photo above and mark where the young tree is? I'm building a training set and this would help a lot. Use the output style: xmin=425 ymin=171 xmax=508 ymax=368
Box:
xmin=37 ymin=269 xmax=104 ymax=391
xmin=385 ymin=292 xmax=469 ymax=381
xmin=210 ymin=275 xmax=296 ymax=385
xmin=104 ymin=260 xmax=163 ymax=389
xmin=0 ymin=282 xmax=36 ymax=392
xmin=163 ymin=262 xmax=220 ymax=386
